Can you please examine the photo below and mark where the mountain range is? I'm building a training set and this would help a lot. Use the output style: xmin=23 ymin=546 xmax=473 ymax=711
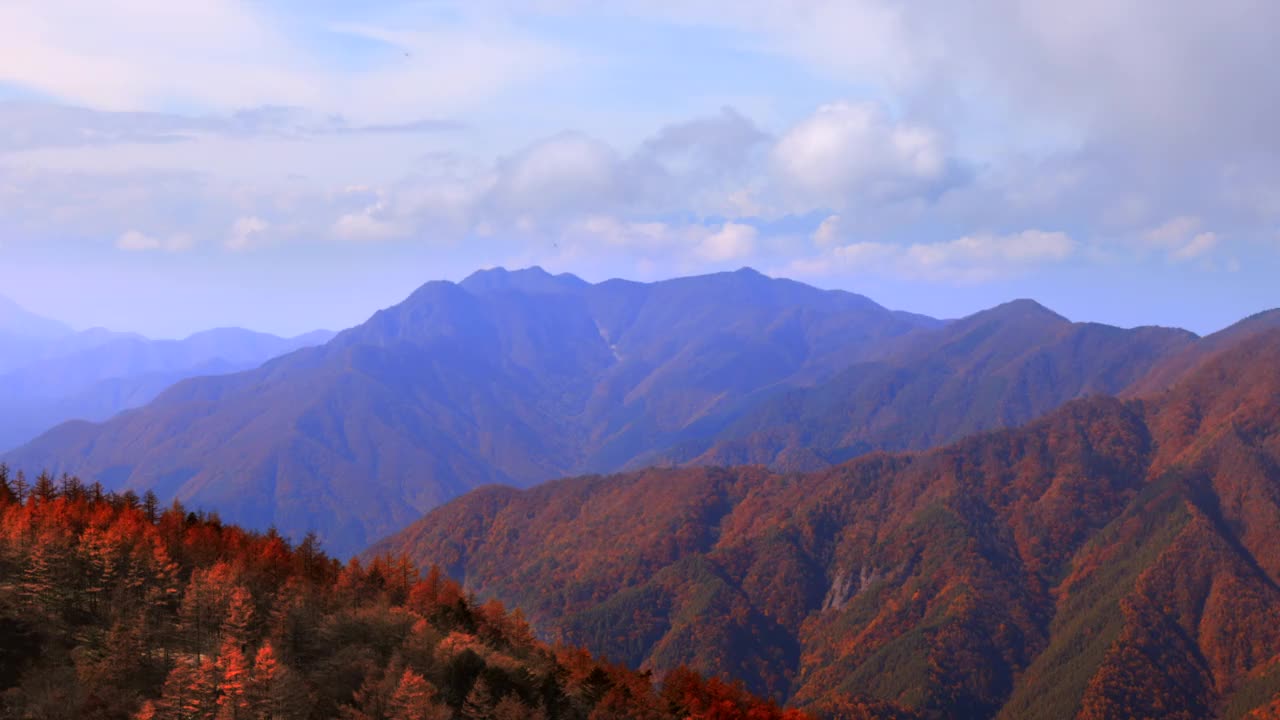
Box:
xmin=0 ymin=294 xmax=333 ymax=450
xmin=4 ymin=266 xmax=1225 ymax=558
xmin=373 ymin=324 xmax=1280 ymax=719
xmin=4 ymin=268 xmax=941 ymax=554
xmin=4 ymin=268 xmax=1280 ymax=717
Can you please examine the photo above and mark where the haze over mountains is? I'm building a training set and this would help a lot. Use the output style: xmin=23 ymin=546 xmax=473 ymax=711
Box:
xmin=0 ymin=294 xmax=333 ymax=451
xmin=376 ymin=327 xmax=1280 ymax=719
xmin=4 ymin=266 xmax=1259 ymax=560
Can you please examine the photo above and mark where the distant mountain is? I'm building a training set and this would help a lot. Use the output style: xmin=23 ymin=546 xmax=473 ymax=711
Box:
xmin=0 ymin=327 xmax=335 ymax=451
xmin=4 ymin=267 xmax=940 ymax=556
xmin=375 ymin=328 xmax=1280 ymax=718
xmin=0 ymin=294 xmax=71 ymax=340
xmin=653 ymin=299 xmax=1197 ymax=471
xmin=0 ymin=295 xmax=76 ymax=373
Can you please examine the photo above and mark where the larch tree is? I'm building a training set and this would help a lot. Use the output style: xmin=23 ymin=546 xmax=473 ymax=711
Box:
xmin=216 ymin=639 xmax=252 ymax=720
xmin=387 ymin=668 xmax=450 ymax=720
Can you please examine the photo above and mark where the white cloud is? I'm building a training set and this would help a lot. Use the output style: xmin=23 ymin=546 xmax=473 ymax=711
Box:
xmin=567 ymin=216 xmax=676 ymax=250
xmin=789 ymin=229 xmax=1075 ymax=282
xmin=1171 ymin=232 xmax=1219 ymax=261
xmin=813 ymin=214 xmax=842 ymax=246
xmin=697 ymin=222 xmax=758 ymax=261
xmin=0 ymin=2 xmax=567 ymax=124
xmin=116 ymin=229 xmax=193 ymax=252
xmin=489 ymin=133 xmax=619 ymax=215
xmin=614 ymin=1 xmax=1280 ymax=158
xmin=561 ymin=216 xmax=758 ymax=268
xmin=226 ymin=216 xmax=269 ymax=251
xmin=333 ymin=207 xmax=404 ymax=242
xmin=1143 ymin=216 xmax=1201 ymax=249
xmin=1142 ymin=216 xmax=1223 ymax=262
xmin=773 ymin=102 xmax=947 ymax=206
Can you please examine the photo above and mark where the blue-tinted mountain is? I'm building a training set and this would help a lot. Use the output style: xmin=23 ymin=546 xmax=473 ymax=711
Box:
xmin=4 ymin=268 xmax=937 ymax=556
xmin=0 ymin=327 xmax=334 ymax=451
xmin=655 ymin=299 xmax=1199 ymax=470
xmin=0 ymin=294 xmax=76 ymax=373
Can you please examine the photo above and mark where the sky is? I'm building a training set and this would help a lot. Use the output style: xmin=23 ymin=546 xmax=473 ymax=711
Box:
xmin=0 ymin=0 xmax=1277 ymax=338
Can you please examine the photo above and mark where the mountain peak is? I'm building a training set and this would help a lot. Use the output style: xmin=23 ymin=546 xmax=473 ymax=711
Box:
xmin=980 ymin=298 xmax=1069 ymax=324
xmin=0 ymin=294 xmax=73 ymax=339
xmin=460 ymin=266 xmax=589 ymax=295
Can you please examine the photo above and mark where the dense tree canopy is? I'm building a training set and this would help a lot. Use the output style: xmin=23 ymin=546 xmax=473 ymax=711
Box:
xmin=0 ymin=468 xmax=808 ymax=720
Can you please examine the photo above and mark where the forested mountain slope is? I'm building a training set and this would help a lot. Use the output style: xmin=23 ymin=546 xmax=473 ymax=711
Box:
xmin=377 ymin=329 xmax=1280 ymax=719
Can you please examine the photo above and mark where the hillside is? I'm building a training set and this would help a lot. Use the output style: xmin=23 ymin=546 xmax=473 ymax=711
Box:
xmin=3 ymin=268 xmax=939 ymax=556
xmin=0 ymin=475 xmax=805 ymax=720
xmin=375 ymin=329 xmax=1280 ymax=718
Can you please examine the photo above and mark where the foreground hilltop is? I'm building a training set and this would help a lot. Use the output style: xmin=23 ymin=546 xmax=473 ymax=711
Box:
xmin=376 ymin=328 xmax=1280 ymax=718
xmin=0 ymin=476 xmax=807 ymax=720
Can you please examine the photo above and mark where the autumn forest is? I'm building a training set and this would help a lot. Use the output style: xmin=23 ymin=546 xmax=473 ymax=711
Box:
xmin=0 ymin=470 xmax=807 ymax=720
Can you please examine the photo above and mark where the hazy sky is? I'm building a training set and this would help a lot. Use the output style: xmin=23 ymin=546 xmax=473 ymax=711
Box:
xmin=1 ymin=1 xmax=1277 ymax=337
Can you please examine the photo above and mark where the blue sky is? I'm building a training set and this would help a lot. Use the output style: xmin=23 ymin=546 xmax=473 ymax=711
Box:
xmin=0 ymin=0 xmax=1277 ymax=337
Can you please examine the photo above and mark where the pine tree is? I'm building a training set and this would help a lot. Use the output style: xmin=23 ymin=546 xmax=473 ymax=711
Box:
xmin=217 ymin=640 xmax=252 ymax=720
xmin=461 ymin=676 xmax=499 ymax=720
xmin=92 ymin=618 xmax=147 ymax=691
xmin=31 ymin=471 xmax=58 ymax=504
xmin=342 ymin=661 xmax=398 ymax=720
xmin=0 ymin=463 xmax=14 ymax=506
xmin=388 ymin=669 xmax=450 ymax=720
xmin=121 ymin=489 xmax=141 ymax=509
xmin=60 ymin=473 xmax=85 ymax=502
xmin=143 ymin=539 xmax=181 ymax=620
xmin=248 ymin=642 xmax=309 ymax=720
xmin=156 ymin=658 xmax=218 ymax=720
xmin=82 ymin=525 xmax=119 ymax=618
xmin=224 ymin=586 xmax=256 ymax=651
xmin=295 ymin=531 xmax=323 ymax=583
xmin=12 ymin=469 xmax=28 ymax=503
xmin=144 ymin=490 xmax=160 ymax=523
xmin=247 ymin=643 xmax=278 ymax=719
xmin=20 ymin=539 xmax=61 ymax=617
xmin=494 ymin=694 xmax=545 ymax=720
xmin=180 ymin=566 xmax=233 ymax=660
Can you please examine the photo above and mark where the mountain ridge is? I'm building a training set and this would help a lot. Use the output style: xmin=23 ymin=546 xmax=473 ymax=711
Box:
xmin=3 ymin=269 xmax=941 ymax=555
xmin=4 ymin=268 xmax=1245 ymax=558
